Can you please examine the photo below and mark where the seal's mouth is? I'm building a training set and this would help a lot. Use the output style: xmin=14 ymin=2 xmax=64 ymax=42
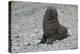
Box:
xmin=47 ymin=17 xmax=53 ymax=20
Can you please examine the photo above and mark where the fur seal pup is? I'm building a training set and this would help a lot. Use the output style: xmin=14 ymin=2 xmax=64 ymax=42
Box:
xmin=40 ymin=7 xmax=69 ymax=44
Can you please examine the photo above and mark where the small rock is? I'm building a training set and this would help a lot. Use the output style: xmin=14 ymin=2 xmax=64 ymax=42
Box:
xmin=62 ymin=11 xmax=64 ymax=13
xmin=15 ymin=36 xmax=19 ymax=38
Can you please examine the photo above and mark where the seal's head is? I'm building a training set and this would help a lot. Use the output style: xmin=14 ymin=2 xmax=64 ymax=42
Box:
xmin=45 ymin=6 xmax=58 ymax=18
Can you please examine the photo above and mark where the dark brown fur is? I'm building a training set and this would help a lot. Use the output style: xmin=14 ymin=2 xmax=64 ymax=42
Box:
xmin=40 ymin=7 xmax=69 ymax=44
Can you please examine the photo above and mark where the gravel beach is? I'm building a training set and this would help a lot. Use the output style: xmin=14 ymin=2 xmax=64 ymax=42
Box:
xmin=10 ymin=1 xmax=78 ymax=53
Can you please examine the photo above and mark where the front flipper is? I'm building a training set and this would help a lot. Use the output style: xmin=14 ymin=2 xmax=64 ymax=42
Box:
xmin=39 ymin=34 xmax=47 ymax=44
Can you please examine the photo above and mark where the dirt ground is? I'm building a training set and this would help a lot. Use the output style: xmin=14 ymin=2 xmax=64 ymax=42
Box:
xmin=10 ymin=1 xmax=78 ymax=53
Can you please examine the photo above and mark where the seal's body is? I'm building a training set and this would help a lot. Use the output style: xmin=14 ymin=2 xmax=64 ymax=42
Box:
xmin=40 ymin=7 xmax=68 ymax=44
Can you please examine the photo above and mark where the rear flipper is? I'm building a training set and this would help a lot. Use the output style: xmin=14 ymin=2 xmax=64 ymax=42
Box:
xmin=57 ymin=25 xmax=70 ymax=40
xmin=58 ymin=34 xmax=70 ymax=40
